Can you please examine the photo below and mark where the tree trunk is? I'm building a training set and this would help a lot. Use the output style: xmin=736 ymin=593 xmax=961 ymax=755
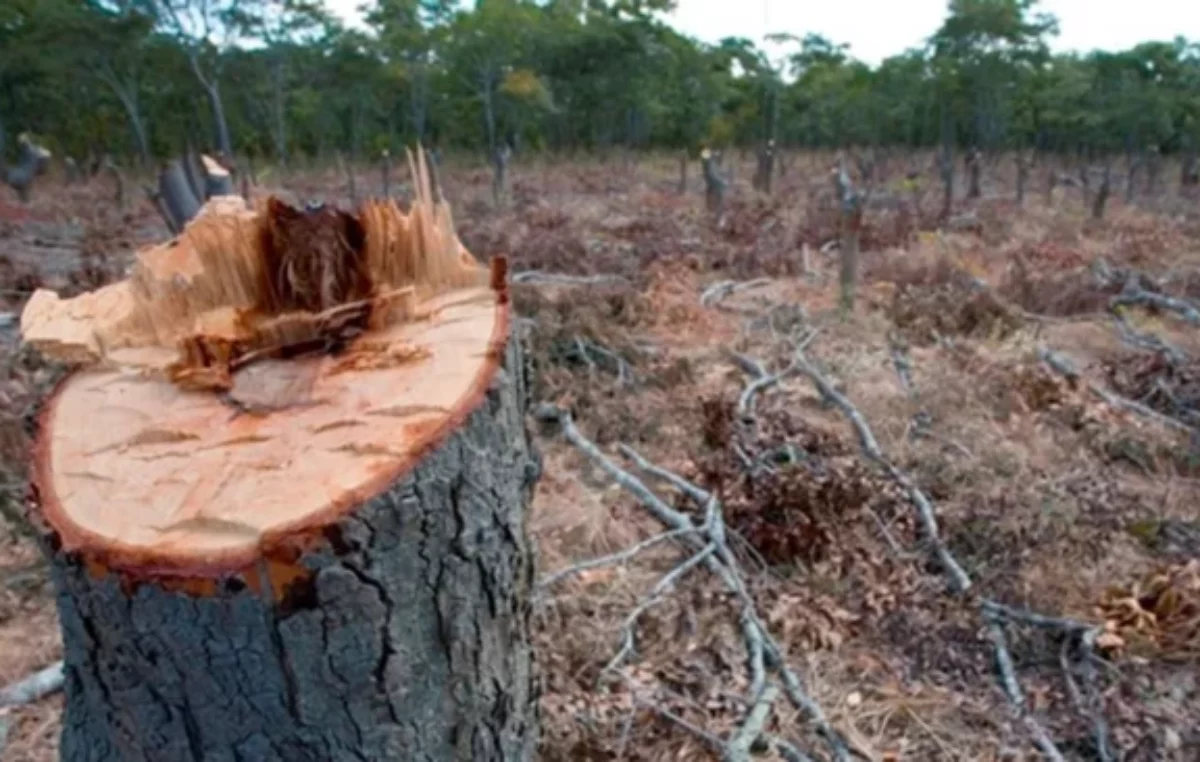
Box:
xmin=481 ymin=70 xmax=498 ymax=158
xmin=156 ymin=159 xmax=201 ymax=233
xmin=269 ymin=59 xmax=288 ymax=166
xmin=23 ymin=186 xmax=540 ymax=762
xmin=1015 ymin=152 xmax=1029 ymax=206
xmin=701 ymin=151 xmax=725 ymax=219
xmin=198 ymin=74 xmax=233 ymax=158
xmin=1092 ymin=162 xmax=1112 ymax=220
xmin=411 ymin=66 xmax=429 ymax=144
xmin=937 ymin=145 xmax=954 ymax=222
xmin=965 ymin=149 xmax=981 ymax=200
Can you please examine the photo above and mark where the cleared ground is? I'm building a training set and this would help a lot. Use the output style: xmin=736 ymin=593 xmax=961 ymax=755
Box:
xmin=1 ymin=153 xmax=1197 ymax=761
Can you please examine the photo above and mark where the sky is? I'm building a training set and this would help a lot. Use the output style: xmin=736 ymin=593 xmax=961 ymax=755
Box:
xmin=328 ymin=0 xmax=1200 ymax=67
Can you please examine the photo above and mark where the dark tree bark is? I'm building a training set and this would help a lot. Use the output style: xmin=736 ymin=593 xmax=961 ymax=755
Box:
xmin=965 ymin=148 xmax=982 ymax=200
xmin=35 ymin=336 xmax=540 ymax=762
xmin=1 ymin=134 xmax=50 ymax=202
xmin=491 ymin=144 xmax=510 ymax=206
xmin=752 ymin=140 xmax=775 ymax=194
xmin=937 ymin=145 xmax=954 ymax=222
xmin=1092 ymin=161 xmax=1112 ymax=220
xmin=833 ymin=161 xmax=862 ymax=314
xmin=1180 ymin=134 xmax=1198 ymax=192
xmin=156 ymin=159 xmax=201 ymax=233
xmin=1016 ymin=151 xmax=1030 ymax=206
xmin=268 ymin=56 xmax=289 ymax=167
xmin=700 ymin=150 xmax=725 ymax=219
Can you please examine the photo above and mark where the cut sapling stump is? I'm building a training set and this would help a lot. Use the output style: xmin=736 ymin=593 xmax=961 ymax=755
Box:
xmin=18 ymin=153 xmax=540 ymax=761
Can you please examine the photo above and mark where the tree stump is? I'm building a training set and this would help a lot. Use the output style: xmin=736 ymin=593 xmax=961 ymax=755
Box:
xmin=20 ymin=156 xmax=540 ymax=761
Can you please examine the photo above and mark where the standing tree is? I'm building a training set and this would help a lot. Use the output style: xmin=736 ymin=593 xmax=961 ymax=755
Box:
xmin=147 ymin=0 xmax=259 ymax=157
xmin=930 ymin=0 xmax=1059 ymax=199
xmin=18 ymin=163 xmax=540 ymax=761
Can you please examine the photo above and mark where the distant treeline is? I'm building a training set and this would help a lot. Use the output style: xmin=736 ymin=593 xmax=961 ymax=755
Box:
xmin=1 ymin=0 xmax=1198 ymax=168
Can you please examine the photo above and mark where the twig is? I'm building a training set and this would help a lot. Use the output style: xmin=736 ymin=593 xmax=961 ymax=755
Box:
xmin=538 ymin=526 xmax=702 ymax=589
xmin=769 ymin=735 xmax=816 ymax=762
xmin=1077 ymin=630 xmax=1116 ymax=762
xmin=724 ymin=684 xmax=779 ymax=762
xmin=511 ymin=270 xmax=628 ymax=287
xmin=980 ymin=600 xmax=1095 ymax=633
xmin=574 ymin=337 xmax=597 ymax=376
xmin=889 ymin=343 xmax=915 ymax=396
xmin=645 ymin=699 xmax=727 ymax=751
xmin=740 ymin=611 xmax=767 ymax=700
xmin=618 ymin=444 xmax=712 ymax=506
xmin=732 ymin=333 xmax=820 ymax=420
xmin=0 ymin=661 xmax=64 ymax=709
xmin=1112 ymin=313 xmax=1186 ymax=365
xmin=575 ymin=338 xmax=635 ymax=385
xmin=1112 ymin=285 xmax=1200 ymax=326
xmin=603 ymin=544 xmax=717 ymax=676
xmin=986 ymin=618 xmax=1067 ymax=762
xmin=793 ymin=351 xmax=973 ymax=593
xmin=700 ymin=278 xmax=771 ymax=308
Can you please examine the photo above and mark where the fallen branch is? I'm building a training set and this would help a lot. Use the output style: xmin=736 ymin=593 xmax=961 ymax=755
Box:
xmin=603 ymin=544 xmax=717 ymax=676
xmin=1060 ymin=631 xmax=1116 ymax=762
xmin=985 ymin=617 xmax=1067 ymax=762
xmin=793 ymin=351 xmax=973 ymax=594
xmin=572 ymin=338 xmax=635 ymax=386
xmin=537 ymin=526 xmax=701 ymax=589
xmin=1111 ymin=312 xmax=1186 ymax=365
xmin=0 ymin=661 xmax=64 ymax=709
xmin=724 ymin=684 xmax=779 ymax=762
xmin=511 ymin=271 xmax=628 ymax=287
xmin=981 ymin=600 xmax=1095 ymax=633
xmin=731 ymin=333 xmax=820 ymax=420
xmin=535 ymin=405 xmax=850 ymax=762
xmin=1038 ymin=346 xmax=1192 ymax=433
xmin=790 ymin=345 xmax=1117 ymax=761
xmin=700 ymin=279 xmax=771 ymax=308
xmin=1112 ymin=284 xmax=1200 ymax=326
xmin=617 ymin=444 xmax=711 ymax=505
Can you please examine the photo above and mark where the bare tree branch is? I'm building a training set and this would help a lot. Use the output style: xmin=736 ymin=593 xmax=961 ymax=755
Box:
xmin=0 ymin=661 xmax=64 ymax=709
xmin=724 ymin=685 xmax=779 ymax=762
xmin=537 ymin=526 xmax=702 ymax=590
xmin=793 ymin=351 xmax=973 ymax=593
xmin=511 ymin=271 xmax=628 ymax=286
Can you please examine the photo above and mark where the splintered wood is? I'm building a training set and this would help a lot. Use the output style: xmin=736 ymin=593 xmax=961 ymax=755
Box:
xmin=21 ymin=149 xmax=486 ymax=391
xmin=23 ymin=152 xmax=511 ymax=575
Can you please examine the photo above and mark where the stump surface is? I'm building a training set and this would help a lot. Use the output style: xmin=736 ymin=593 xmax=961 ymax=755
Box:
xmin=36 ymin=284 xmax=503 ymax=574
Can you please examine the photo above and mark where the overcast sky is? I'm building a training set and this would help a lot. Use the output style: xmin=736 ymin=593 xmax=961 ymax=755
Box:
xmin=329 ymin=0 xmax=1200 ymax=67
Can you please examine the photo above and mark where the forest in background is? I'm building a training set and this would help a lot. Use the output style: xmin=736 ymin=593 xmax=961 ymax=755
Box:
xmin=1 ymin=0 xmax=1199 ymax=175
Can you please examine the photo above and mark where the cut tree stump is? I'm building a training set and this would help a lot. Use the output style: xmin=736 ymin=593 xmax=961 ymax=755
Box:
xmin=20 ymin=151 xmax=541 ymax=762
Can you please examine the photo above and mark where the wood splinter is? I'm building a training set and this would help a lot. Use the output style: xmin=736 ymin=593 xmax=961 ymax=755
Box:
xmin=17 ymin=150 xmax=540 ymax=761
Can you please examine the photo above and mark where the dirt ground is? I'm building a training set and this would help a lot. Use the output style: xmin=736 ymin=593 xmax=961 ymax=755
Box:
xmin=1 ymin=153 xmax=1198 ymax=761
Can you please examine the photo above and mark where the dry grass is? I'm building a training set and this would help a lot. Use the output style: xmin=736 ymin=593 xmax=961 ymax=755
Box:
xmin=2 ymin=152 xmax=1199 ymax=760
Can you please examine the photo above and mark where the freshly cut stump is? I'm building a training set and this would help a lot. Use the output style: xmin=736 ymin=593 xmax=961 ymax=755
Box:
xmin=21 ymin=159 xmax=540 ymax=762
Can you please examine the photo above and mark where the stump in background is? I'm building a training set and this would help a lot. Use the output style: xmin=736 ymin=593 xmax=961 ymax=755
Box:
xmin=20 ymin=151 xmax=541 ymax=762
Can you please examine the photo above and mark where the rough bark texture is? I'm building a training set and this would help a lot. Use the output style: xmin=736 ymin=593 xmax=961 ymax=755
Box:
xmin=38 ymin=332 xmax=541 ymax=762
